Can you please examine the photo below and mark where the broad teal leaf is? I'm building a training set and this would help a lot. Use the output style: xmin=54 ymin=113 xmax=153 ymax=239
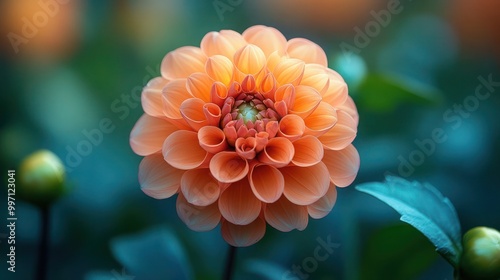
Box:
xmin=356 ymin=74 xmax=441 ymax=112
xmin=110 ymin=226 xmax=192 ymax=280
xmin=356 ymin=176 xmax=462 ymax=268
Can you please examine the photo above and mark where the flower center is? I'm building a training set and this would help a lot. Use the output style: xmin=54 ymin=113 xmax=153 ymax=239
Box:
xmin=220 ymin=92 xmax=280 ymax=147
xmin=235 ymin=101 xmax=260 ymax=123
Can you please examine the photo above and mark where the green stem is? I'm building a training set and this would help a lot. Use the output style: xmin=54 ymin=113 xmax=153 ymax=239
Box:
xmin=223 ymin=245 xmax=237 ymax=280
xmin=36 ymin=206 xmax=50 ymax=280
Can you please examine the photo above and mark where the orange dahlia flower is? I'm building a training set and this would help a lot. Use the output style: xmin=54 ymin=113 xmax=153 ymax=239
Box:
xmin=130 ymin=25 xmax=360 ymax=247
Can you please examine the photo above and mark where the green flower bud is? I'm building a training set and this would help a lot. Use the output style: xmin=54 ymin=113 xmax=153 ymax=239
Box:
xmin=18 ymin=150 xmax=66 ymax=206
xmin=459 ymin=227 xmax=500 ymax=280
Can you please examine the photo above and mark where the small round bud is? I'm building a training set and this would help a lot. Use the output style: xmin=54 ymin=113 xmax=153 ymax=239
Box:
xmin=18 ymin=150 xmax=66 ymax=206
xmin=459 ymin=226 xmax=500 ymax=280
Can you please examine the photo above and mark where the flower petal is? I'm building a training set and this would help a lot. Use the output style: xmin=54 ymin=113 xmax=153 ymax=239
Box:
xmin=130 ymin=114 xmax=178 ymax=156
xmin=139 ymin=154 xmax=183 ymax=199
xmin=210 ymin=82 xmax=229 ymax=107
xmin=286 ymin=38 xmax=328 ymax=67
xmin=200 ymin=30 xmax=247 ymax=59
xmin=235 ymin=137 xmax=257 ymax=160
xmin=273 ymin=58 xmax=305 ymax=86
xmin=264 ymin=195 xmax=308 ymax=232
xmin=205 ymin=55 xmax=234 ymax=86
xmin=162 ymin=79 xmax=193 ymax=120
xmin=281 ymin=162 xmax=330 ymax=205
xmin=318 ymin=110 xmax=357 ymax=150
xmin=307 ymin=183 xmax=337 ymax=219
xmin=180 ymin=169 xmax=220 ymax=206
xmin=258 ymin=137 xmax=294 ymax=168
xmin=186 ymin=72 xmax=213 ymax=102
xmin=274 ymin=84 xmax=296 ymax=110
xmin=210 ymin=152 xmax=249 ymax=183
xmin=221 ymin=217 xmax=266 ymax=247
xmin=291 ymin=135 xmax=324 ymax=167
xmin=198 ymin=126 xmax=228 ymax=154
xmin=176 ymin=193 xmax=221 ymax=231
xmin=290 ymin=85 xmax=322 ymax=118
xmin=180 ymin=98 xmax=220 ymax=131
xmin=322 ymin=144 xmax=360 ymax=187
xmin=218 ymin=179 xmax=261 ymax=225
xmin=304 ymin=101 xmax=338 ymax=137
xmin=243 ymin=25 xmax=287 ymax=57
xmin=300 ymin=64 xmax=330 ymax=95
xmin=233 ymin=44 xmax=266 ymax=75
xmin=161 ymin=46 xmax=207 ymax=80
xmin=259 ymin=72 xmax=277 ymax=99
xmin=179 ymin=98 xmax=207 ymax=131
xmin=163 ymin=130 xmax=209 ymax=170
xmin=277 ymin=114 xmax=305 ymax=141
xmin=249 ymin=164 xmax=284 ymax=203
xmin=142 ymin=77 xmax=169 ymax=118
xmin=323 ymin=68 xmax=348 ymax=107
xmin=337 ymin=95 xmax=359 ymax=126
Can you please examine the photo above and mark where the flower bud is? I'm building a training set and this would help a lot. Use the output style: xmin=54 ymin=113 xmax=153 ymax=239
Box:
xmin=18 ymin=150 xmax=66 ymax=206
xmin=459 ymin=227 xmax=500 ymax=280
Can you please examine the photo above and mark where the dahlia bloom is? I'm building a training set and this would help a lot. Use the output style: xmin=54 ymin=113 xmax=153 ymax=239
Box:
xmin=130 ymin=25 xmax=360 ymax=247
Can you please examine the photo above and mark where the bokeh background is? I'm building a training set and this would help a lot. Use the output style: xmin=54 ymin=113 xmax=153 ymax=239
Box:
xmin=1 ymin=0 xmax=499 ymax=279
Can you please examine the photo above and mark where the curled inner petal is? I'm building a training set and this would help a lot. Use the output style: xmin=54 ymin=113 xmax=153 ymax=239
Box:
xmin=258 ymin=137 xmax=294 ymax=168
xmin=210 ymin=152 xmax=249 ymax=183
xmin=235 ymin=137 xmax=257 ymax=159
xmin=198 ymin=126 xmax=228 ymax=154
xmin=278 ymin=114 xmax=305 ymax=141
xmin=180 ymin=98 xmax=211 ymax=131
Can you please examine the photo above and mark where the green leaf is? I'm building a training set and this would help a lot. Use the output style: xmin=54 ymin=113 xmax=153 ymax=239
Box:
xmin=356 ymin=74 xmax=442 ymax=112
xmin=360 ymin=223 xmax=438 ymax=280
xmin=355 ymin=176 xmax=462 ymax=268
xmin=243 ymin=259 xmax=289 ymax=280
xmin=110 ymin=226 xmax=193 ymax=280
